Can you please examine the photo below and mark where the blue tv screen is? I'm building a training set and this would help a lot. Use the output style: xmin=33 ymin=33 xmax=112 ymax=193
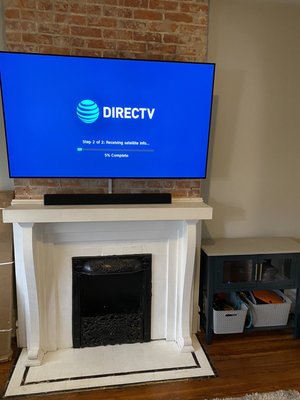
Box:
xmin=0 ymin=52 xmax=215 ymax=179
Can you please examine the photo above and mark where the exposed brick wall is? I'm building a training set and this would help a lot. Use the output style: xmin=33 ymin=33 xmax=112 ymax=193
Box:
xmin=3 ymin=0 xmax=209 ymax=200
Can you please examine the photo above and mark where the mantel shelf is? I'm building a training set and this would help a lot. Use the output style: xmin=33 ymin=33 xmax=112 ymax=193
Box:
xmin=3 ymin=201 xmax=212 ymax=224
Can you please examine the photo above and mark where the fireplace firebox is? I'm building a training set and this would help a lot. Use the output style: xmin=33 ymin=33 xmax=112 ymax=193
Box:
xmin=72 ymin=254 xmax=152 ymax=348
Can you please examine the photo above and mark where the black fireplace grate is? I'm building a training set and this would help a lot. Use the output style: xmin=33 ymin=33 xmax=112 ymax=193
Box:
xmin=81 ymin=312 xmax=144 ymax=347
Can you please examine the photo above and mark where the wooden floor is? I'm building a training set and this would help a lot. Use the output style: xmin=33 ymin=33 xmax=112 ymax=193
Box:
xmin=1 ymin=329 xmax=300 ymax=400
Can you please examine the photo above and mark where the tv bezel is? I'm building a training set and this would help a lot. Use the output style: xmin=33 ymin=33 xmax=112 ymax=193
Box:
xmin=0 ymin=51 xmax=215 ymax=180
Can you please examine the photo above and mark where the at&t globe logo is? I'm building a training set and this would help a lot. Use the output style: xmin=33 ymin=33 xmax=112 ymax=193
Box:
xmin=76 ymin=99 xmax=99 ymax=124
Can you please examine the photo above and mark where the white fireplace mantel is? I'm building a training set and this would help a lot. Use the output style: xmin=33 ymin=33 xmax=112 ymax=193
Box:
xmin=3 ymin=199 xmax=212 ymax=223
xmin=3 ymin=199 xmax=212 ymax=367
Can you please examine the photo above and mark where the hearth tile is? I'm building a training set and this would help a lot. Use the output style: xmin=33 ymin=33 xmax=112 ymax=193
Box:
xmin=4 ymin=336 xmax=214 ymax=397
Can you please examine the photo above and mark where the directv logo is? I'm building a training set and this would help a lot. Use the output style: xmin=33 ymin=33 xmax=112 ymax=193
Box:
xmin=77 ymin=99 xmax=155 ymax=123
xmin=76 ymin=99 xmax=100 ymax=124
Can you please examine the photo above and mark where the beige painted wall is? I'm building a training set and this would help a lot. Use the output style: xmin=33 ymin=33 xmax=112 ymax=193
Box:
xmin=203 ymin=0 xmax=300 ymax=239
xmin=0 ymin=3 xmax=14 ymax=190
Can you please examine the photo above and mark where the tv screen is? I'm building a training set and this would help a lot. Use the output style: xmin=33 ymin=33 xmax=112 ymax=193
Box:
xmin=0 ymin=51 xmax=215 ymax=179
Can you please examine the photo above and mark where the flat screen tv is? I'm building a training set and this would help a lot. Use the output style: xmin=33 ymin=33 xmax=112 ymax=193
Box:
xmin=0 ymin=51 xmax=215 ymax=179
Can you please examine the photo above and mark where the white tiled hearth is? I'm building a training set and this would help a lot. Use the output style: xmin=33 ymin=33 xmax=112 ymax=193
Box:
xmin=5 ymin=335 xmax=214 ymax=396
xmin=3 ymin=199 xmax=214 ymax=395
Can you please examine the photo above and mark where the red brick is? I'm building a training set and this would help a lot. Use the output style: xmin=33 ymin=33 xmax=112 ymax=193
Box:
xmin=165 ymin=12 xmax=193 ymax=23
xmin=163 ymin=33 xmax=179 ymax=44
xmin=86 ymin=179 xmax=109 ymax=188
xmin=166 ymin=33 xmax=198 ymax=45
xmin=119 ymin=51 xmax=148 ymax=59
xmin=6 ymin=32 xmax=22 ymax=42
xmin=7 ymin=43 xmax=37 ymax=52
xmin=86 ymin=4 xmax=103 ymax=14
xmin=103 ymin=29 xmax=133 ymax=40
xmin=88 ymin=0 xmax=117 ymax=4
xmin=14 ymin=179 xmax=30 ymax=187
xmin=69 ymin=2 xmax=87 ymax=14
xmin=134 ymin=9 xmax=163 ymax=21
xmin=148 ymin=21 xmax=178 ymax=33
xmin=14 ymin=187 xmax=31 ymax=200
xmin=118 ymin=20 xmax=147 ymax=30
xmin=18 ymin=0 xmax=36 ymax=9
xmin=146 ymin=180 xmax=163 ymax=189
xmin=37 ymin=1 xmax=54 ymax=11
xmin=29 ymin=179 xmax=61 ymax=187
xmin=69 ymin=14 xmax=87 ymax=25
xmin=71 ymin=48 xmax=102 ymax=57
xmin=161 ymin=179 xmax=176 ymax=189
xmin=54 ymin=1 xmax=70 ymax=12
xmin=180 ymin=24 xmax=207 ymax=35
xmin=178 ymin=44 xmax=200 ymax=56
xmin=198 ymin=16 xmax=208 ymax=26
xmin=20 ymin=9 xmax=36 ymax=20
xmin=38 ymin=22 xmax=69 ymax=35
xmin=38 ymin=46 xmax=70 ymax=55
xmin=53 ymin=36 xmax=72 ymax=47
xmin=87 ymin=15 xmax=117 ymax=28
xmin=147 ymin=42 xmax=177 ymax=54
xmin=180 ymin=3 xmax=208 ymax=13
xmin=63 ymin=188 xmax=107 ymax=194
xmin=54 ymin=13 xmax=70 ymax=24
xmin=20 ymin=20 xmax=37 ymax=32
xmin=5 ymin=20 xmax=20 ymax=31
xmin=5 ymin=8 xmax=20 ymax=19
xmin=86 ymin=38 xmax=116 ymax=50
xmin=102 ymin=50 xmax=121 ymax=58
xmin=71 ymin=37 xmax=86 ymax=47
xmin=133 ymin=31 xmax=162 ymax=43
xmin=103 ymin=6 xmax=133 ymax=18
xmin=59 ymin=179 xmax=87 ymax=188
xmin=191 ymin=180 xmax=201 ymax=188
xmin=35 ymin=11 xmax=55 ymax=23
xmin=22 ymin=32 xmax=53 ymax=44
xmin=149 ymin=0 xmax=178 ymax=11
xmin=121 ymin=0 xmax=148 ymax=7
xmin=102 ymin=29 xmax=116 ymax=39
xmin=114 ymin=179 xmax=146 ymax=190
xmin=117 ymin=41 xmax=147 ymax=52
xmin=172 ymin=190 xmax=189 ymax=198
xmin=174 ymin=180 xmax=193 ymax=189
xmin=71 ymin=26 xmax=102 ymax=38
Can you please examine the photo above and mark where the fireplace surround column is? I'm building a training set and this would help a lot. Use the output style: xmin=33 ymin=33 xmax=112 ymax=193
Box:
xmin=177 ymin=220 xmax=198 ymax=352
xmin=14 ymin=223 xmax=45 ymax=366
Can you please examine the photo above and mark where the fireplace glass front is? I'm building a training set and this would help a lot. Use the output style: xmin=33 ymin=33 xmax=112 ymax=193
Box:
xmin=72 ymin=254 xmax=152 ymax=348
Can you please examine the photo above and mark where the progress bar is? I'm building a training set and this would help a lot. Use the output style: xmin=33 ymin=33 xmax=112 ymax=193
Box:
xmin=77 ymin=148 xmax=154 ymax=152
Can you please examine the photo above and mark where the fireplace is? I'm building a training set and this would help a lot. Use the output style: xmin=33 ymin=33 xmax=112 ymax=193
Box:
xmin=2 ymin=200 xmax=213 ymax=367
xmin=72 ymin=254 xmax=152 ymax=347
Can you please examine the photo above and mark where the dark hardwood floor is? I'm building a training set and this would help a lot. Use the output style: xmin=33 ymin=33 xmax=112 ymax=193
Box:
xmin=1 ymin=329 xmax=300 ymax=400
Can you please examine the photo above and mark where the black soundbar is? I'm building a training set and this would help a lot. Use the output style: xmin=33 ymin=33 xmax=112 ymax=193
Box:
xmin=44 ymin=193 xmax=172 ymax=205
